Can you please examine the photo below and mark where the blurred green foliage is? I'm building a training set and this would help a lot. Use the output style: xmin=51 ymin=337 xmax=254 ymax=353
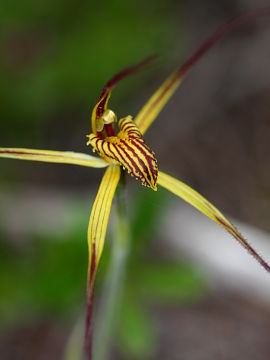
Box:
xmin=0 ymin=223 xmax=87 ymax=323
xmin=0 ymin=0 xmax=184 ymax=146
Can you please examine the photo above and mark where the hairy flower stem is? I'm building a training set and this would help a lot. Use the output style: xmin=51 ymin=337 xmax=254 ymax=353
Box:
xmin=93 ymin=172 xmax=130 ymax=360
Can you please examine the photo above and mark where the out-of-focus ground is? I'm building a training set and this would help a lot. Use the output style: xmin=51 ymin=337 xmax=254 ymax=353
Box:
xmin=1 ymin=0 xmax=270 ymax=359
xmin=2 ymin=293 xmax=270 ymax=360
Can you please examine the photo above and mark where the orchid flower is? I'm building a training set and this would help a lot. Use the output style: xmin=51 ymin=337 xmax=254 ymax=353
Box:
xmin=1 ymin=8 xmax=270 ymax=359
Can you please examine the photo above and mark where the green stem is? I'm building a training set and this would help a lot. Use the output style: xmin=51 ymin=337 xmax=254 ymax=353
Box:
xmin=93 ymin=172 xmax=130 ymax=360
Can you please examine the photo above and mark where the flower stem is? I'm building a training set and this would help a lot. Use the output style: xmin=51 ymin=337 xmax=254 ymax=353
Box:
xmin=93 ymin=172 xmax=130 ymax=360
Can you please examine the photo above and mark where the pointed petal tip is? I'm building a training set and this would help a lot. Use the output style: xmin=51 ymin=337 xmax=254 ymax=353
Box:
xmin=215 ymin=215 xmax=270 ymax=274
xmin=150 ymin=182 xmax=157 ymax=191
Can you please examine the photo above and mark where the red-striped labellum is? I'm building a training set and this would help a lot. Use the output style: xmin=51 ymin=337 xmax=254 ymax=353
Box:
xmin=87 ymin=114 xmax=158 ymax=190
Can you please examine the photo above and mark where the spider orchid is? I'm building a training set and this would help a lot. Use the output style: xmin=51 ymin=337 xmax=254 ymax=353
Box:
xmin=1 ymin=8 xmax=270 ymax=359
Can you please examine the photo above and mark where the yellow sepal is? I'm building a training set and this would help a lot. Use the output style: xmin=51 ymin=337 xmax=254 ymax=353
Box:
xmin=135 ymin=71 xmax=183 ymax=135
xmin=157 ymin=170 xmax=270 ymax=272
xmin=87 ymin=165 xmax=121 ymax=284
xmin=0 ymin=148 xmax=108 ymax=168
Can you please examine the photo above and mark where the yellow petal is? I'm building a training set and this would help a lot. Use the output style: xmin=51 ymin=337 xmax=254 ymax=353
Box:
xmin=0 ymin=148 xmax=108 ymax=168
xmin=134 ymin=71 xmax=183 ymax=135
xmin=135 ymin=8 xmax=270 ymax=135
xmin=87 ymin=165 xmax=121 ymax=286
xmin=157 ymin=171 xmax=270 ymax=272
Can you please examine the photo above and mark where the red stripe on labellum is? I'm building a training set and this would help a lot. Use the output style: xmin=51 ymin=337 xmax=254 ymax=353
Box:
xmin=130 ymin=139 xmax=158 ymax=179
xmin=96 ymin=140 xmax=102 ymax=154
xmin=101 ymin=141 xmax=108 ymax=158
xmin=116 ymin=143 xmax=140 ymax=175
xmin=107 ymin=143 xmax=122 ymax=162
xmin=119 ymin=140 xmax=154 ymax=186
xmin=119 ymin=140 xmax=146 ymax=173
xmin=128 ymin=131 xmax=141 ymax=137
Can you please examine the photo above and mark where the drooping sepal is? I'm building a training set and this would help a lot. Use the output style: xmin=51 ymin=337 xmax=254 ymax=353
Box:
xmin=87 ymin=116 xmax=158 ymax=190
xmin=157 ymin=171 xmax=270 ymax=273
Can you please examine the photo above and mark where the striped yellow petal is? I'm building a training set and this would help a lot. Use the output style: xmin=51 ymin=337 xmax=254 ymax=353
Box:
xmin=135 ymin=8 xmax=270 ymax=135
xmin=91 ymin=56 xmax=156 ymax=134
xmin=0 ymin=147 xmax=108 ymax=168
xmin=134 ymin=70 xmax=184 ymax=135
xmin=88 ymin=116 xmax=158 ymax=190
xmin=85 ymin=164 xmax=120 ymax=358
xmin=87 ymin=164 xmax=121 ymax=285
xmin=157 ymin=171 xmax=270 ymax=273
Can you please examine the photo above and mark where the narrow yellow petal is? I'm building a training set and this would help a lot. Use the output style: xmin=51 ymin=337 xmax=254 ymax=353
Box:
xmin=0 ymin=148 xmax=108 ymax=168
xmin=87 ymin=165 xmax=121 ymax=285
xmin=157 ymin=170 xmax=270 ymax=272
xmin=135 ymin=71 xmax=183 ymax=135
